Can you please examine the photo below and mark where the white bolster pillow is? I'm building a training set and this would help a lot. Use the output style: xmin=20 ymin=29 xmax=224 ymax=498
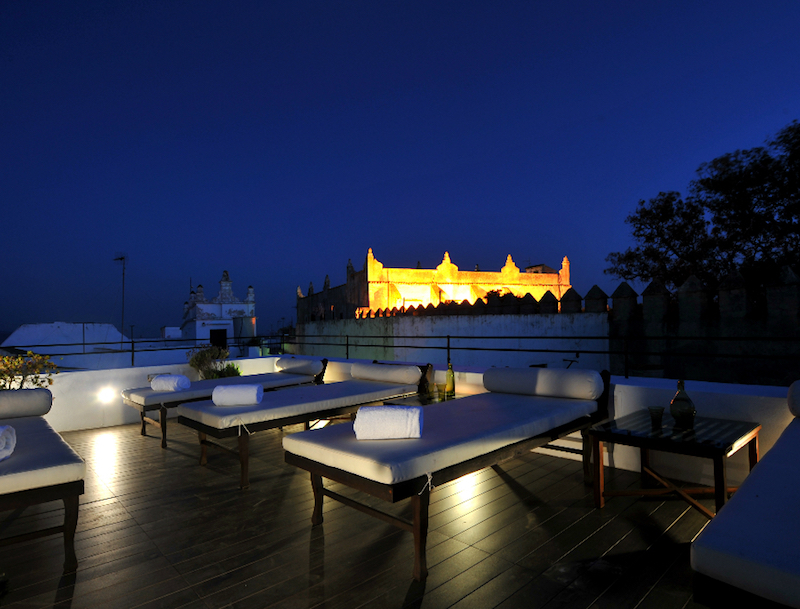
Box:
xmin=274 ymin=357 xmax=324 ymax=377
xmin=0 ymin=388 xmax=52 ymax=419
xmin=353 ymin=406 xmax=423 ymax=440
xmin=350 ymin=363 xmax=422 ymax=385
xmin=483 ymin=367 xmax=603 ymax=401
xmin=0 ymin=425 xmax=16 ymax=462
xmin=788 ymin=380 xmax=800 ymax=417
xmin=151 ymin=374 xmax=191 ymax=392
xmin=212 ymin=384 xmax=263 ymax=407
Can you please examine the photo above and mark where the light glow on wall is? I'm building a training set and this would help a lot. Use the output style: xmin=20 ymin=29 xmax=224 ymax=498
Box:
xmin=98 ymin=387 xmax=116 ymax=403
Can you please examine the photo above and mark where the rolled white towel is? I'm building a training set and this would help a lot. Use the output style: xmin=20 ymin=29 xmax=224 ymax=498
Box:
xmin=353 ymin=406 xmax=423 ymax=440
xmin=151 ymin=374 xmax=191 ymax=392
xmin=212 ymin=384 xmax=264 ymax=407
xmin=0 ymin=425 xmax=16 ymax=462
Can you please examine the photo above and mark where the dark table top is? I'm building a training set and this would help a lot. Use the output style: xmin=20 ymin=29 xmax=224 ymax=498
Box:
xmin=382 ymin=393 xmax=466 ymax=407
xmin=589 ymin=410 xmax=761 ymax=457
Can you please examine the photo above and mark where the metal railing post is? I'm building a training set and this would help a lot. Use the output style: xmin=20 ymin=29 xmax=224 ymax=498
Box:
xmin=447 ymin=335 xmax=451 ymax=364
xmin=346 ymin=335 xmax=350 ymax=360
xmin=131 ymin=339 xmax=135 ymax=367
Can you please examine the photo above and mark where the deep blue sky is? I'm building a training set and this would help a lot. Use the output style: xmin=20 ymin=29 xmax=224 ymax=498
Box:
xmin=2 ymin=1 xmax=799 ymax=337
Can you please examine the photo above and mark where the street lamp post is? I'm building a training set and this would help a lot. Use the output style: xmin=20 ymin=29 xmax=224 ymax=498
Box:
xmin=114 ymin=255 xmax=127 ymax=349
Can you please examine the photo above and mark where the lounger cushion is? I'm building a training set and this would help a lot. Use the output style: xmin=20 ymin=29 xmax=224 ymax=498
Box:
xmin=282 ymin=392 xmax=597 ymax=484
xmin=483 ymin=367 xmax=604 ymax=401
xmin=274 ymin=358 xmax=324 ymax=377
xmin=122 ymin=372 xmax=315 ymax=410
xmin=178 ymin=378 xmax=420 ymax=430
xmin=0 ymin=417 xmax=85 ymax=495
xmin=788 ymin=379 xmax=800 ymax=417
xmin=350 ymin=363 xmax=422 ymax=385
xmin=691 ymin=418 xmax=800 ymax=608
xmin=0 ymin=389 xmax=52 ymax=419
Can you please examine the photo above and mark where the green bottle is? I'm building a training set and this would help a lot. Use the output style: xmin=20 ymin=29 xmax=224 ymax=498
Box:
xmin=670 ymin=380 xmax=696 ymax=430
xmin=445 ymin=363 xmax=455 ymax=399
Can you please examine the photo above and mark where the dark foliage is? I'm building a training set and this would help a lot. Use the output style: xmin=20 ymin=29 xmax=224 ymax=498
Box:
xmin=606 ymin=120 xmax=800 ymax=290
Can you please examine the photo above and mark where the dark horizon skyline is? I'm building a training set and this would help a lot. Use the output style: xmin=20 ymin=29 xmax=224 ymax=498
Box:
xmin=3 ymin=1 xmax=800 ymax=337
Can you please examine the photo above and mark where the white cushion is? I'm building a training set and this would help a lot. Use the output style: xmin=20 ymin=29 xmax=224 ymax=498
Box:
xmin=691 ymin=418 xmax=800 ymax=608
xmin=178 ymin=379 xmax=419 ymax=430
xmin=212 ymin=384 xmax=263 ymax=406
xmin=282 ymin=392 xmax=597 ymax=484
xmin=274 ymin=357 xmax=324 ymax=377
xmin=0 ymin=417 xmax=85 ymax=495
xmin=0 ymin=389 xmax=52 ymax=419
xmin=483 ymin=367 xmax=603 ymax=401
xmin=122 ymin=372 xmax=314 ymax=409
xmin=350 ymin=363 xmax=422 ymax=385
xmin=150 ymin=374 xmax=191 ymax=391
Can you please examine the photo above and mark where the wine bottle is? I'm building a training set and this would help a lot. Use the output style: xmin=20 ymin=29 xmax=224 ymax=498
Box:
xmin=445 ymin=362 xmax=455 ymax=399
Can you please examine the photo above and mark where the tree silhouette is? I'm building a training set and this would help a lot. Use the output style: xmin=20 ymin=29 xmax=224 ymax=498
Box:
xmin=606 ymin=120 xmax=800 ymax=290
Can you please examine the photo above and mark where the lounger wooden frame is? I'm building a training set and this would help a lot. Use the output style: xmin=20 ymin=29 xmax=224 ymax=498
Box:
xmin=284 ymin=370 xmax=610 ymax=582
xmin=179 ymin=402 xmax=366 ymax=490
xmin=0 ymin=479 xmax=84 ymax=573
xmin=179 ymin=363 xmax=433 ymax=489
xmin=125 ymin=361 xmax=328 ymax=449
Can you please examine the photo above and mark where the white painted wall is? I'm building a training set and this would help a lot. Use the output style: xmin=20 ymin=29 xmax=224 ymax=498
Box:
xmin=41 ymin=351 xmax=793 ymax=490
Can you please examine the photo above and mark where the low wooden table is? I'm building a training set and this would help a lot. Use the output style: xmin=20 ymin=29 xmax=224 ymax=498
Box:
xmin=588 ymin=411 xmax=761 ymax=519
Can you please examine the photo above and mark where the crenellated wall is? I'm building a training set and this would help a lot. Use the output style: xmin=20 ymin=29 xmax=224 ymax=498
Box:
xmin=296 ymin=270 xmax=800 ymax=386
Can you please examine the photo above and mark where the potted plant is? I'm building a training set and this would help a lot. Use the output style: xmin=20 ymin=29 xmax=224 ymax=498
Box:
xmin=187 ymin=345 xmax=241 ymax=380
xmin=0 ymin=351 xmax=58 ymax=390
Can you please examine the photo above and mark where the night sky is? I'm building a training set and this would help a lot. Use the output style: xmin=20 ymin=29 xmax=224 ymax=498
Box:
xmin=3 ymin=1 xmax=799 ymax=338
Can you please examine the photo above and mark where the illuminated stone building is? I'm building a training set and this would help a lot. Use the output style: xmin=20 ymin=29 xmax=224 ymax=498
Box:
xmin=297 ymin=249 xmax=571 ymax=321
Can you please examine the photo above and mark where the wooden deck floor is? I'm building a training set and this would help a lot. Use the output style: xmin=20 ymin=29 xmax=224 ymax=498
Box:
xmin=0 ymin=421 xmax=725 ymax=609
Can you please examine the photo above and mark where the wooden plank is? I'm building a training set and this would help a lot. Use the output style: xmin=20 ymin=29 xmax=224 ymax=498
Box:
xmin=0 ymin=421 xmax=715 ymax=609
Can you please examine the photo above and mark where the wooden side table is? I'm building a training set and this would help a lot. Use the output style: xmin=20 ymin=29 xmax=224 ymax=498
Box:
xmin=588 ymin=411 xmax=760 ymax=519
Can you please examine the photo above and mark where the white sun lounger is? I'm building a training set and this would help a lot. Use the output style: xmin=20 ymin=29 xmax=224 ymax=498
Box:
xmin=0 ymin=389 xmax=86 ymax=573
xmin=691 ymin=381 xmax=800 ymax=608
xmin=177 ymin=362 xmax=429 ymax=489
xmin=283 ymin=366 xmax=610 ymax=581
xmin=121 ymin=357 xmax=327 ymax=448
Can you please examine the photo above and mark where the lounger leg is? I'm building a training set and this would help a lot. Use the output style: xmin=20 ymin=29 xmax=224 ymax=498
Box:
xmin=311 ymin=473 xmax=324 ymax=525
xmin=62 ymin=494 xmax=79 ymax=573
xmin=593 ymin=437 xmax=605 ymax=508
xmin=411 ymin=489 xmax=430 ymax=582
xmin=140 ymin=411 xmax=147 ymax=436
xmin=239 ymin=433 xmax=250 ymax=490
xmin=582 ymin=430 xmax=592 ymax=483
xmin=160 ymin=406 xmax=168 ymax=449
xmin=199 ymin=432 xmax=208 ymax=465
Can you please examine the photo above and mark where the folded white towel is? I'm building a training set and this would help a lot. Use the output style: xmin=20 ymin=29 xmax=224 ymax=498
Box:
xmin=151 ymin=374 xmax=191 ymax=392
xmin=212 ymin=384 xmax=264 ymax=407
xmin=353 ymin=406 xmax=423 ymax=440
xmin=0 ymin=425 xmax=16 ymax=462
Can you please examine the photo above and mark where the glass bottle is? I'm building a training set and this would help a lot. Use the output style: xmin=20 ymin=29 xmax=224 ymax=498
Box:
xmin=670 ymin=379 xmax=696 ymax=429
xmin=445 ymin=363 xmax=455 ymax=399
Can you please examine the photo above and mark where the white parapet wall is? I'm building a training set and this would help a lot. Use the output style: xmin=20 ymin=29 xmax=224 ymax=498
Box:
xmin=43 ymin=355 xmax=793 ymax=492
